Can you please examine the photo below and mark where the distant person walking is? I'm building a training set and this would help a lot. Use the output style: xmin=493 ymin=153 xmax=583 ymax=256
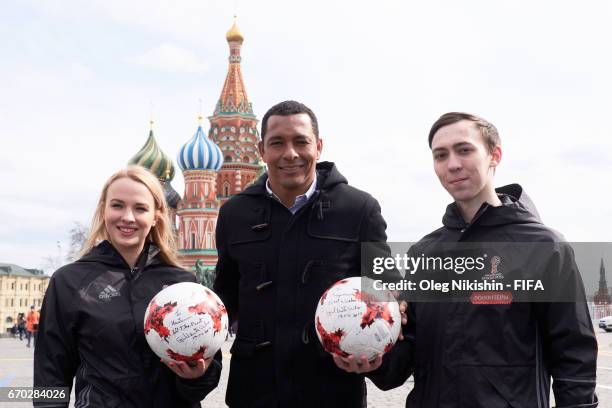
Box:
xmin=26 ymin=306 xmax=39 ymax=348
xmin=17 ymin=313 xmax=26 ymax=340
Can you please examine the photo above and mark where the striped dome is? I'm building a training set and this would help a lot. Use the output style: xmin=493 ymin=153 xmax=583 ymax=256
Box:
xmin=178 ymin=125 xmax=223 ymax=171
xmin=129 ymin=130 xmax=176 ymax=181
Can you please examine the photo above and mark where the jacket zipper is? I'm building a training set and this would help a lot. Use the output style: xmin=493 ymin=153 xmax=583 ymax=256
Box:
xmin=459 ymin=203 xmax=491 ymax=236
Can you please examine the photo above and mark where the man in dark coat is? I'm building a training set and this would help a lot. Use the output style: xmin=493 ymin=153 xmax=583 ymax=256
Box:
xmin=365 ymin=112 xmax=598 ymax=407
xmin=213 ymin=100 xmax=390 ymax=407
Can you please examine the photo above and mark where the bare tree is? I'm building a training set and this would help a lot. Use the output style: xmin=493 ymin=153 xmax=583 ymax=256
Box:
xmin=43 ymin=241 xmax=64 ymax=274
xmin=66 ymin=222 xmax=89 ymax=262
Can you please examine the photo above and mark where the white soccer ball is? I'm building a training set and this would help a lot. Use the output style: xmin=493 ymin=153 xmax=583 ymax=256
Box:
xmin=144 ymin=282 xmax=228 ymax=362
xmin=315 ymin=276 xmax=401 ymax=361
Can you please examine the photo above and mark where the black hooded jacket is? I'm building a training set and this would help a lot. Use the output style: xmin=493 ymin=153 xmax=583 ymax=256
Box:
xmin=213 ymin=161 xmax=389 ymax=407
xmin=34 ymin=241 xmax=222 ymax=408
xmin=369 ymin=184 xmax=598 ymax=408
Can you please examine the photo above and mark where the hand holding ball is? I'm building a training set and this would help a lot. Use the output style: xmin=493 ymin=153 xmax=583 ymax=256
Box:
xmin=144 ymin=282 xmax=228 ymax=363
xmin=315 ymin=277 xmax=401 ymax=361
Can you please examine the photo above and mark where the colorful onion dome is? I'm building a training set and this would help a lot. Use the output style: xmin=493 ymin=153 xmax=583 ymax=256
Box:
xmin=226 ymin=19 xmax=244 ymax=43
xmin=129 ymin=128 xmax=176 ymax=181
xmin=177 ymin=124 xmax=224 ymax=171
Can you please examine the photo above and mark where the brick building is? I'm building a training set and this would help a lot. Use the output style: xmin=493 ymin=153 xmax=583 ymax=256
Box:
xmin=0 ymin=263 xmax=49 ymax=334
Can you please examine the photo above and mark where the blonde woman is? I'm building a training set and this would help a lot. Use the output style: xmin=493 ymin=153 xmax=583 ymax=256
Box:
xmin=34 ymin=166 xmax=221 ymax=407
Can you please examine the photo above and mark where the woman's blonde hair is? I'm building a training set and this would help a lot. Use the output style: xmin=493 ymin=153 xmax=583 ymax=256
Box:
xmin=81 ymin=165 xmax=180 ymax=267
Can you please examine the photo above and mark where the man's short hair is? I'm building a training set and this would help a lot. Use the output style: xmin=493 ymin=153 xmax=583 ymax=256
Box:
xmin=260 ymin=100 xmax=319 ymax=141
xmin=428 ymin=112 xmax=501 ymax=153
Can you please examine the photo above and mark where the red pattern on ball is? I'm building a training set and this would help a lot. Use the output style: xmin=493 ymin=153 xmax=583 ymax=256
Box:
xmin=188 ymin=298 xmax=228 ymax=334
xmin=166 ymin=346 xmax=206 ymax=362
xmin=316 ymin=316 xmax=349 ymax=357
xmin=354 ymin=289 xmax=395 ymax=329
xmin=144 ymin=300 xmax=177 ymax=340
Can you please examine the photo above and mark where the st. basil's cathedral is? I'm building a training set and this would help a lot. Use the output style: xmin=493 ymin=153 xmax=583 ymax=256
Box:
xmin=128 ymin=19 xmax=263 ymax=276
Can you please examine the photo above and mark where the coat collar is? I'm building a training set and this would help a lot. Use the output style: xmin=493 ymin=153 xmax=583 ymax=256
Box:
xmin=241 ymin=161 xmax=348 ymax=197
xmin=442 ymin=183 xmax=543 ymax=229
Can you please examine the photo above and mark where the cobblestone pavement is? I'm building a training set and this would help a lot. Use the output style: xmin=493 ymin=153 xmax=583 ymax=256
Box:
xmin=1 ymin=329 xmax=611 ymax=407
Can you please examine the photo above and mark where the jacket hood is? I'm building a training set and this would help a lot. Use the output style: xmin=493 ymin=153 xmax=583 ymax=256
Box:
xmin=241 ymin=161 xmax=347 ymax=196
xmin=442 ymin=183 xmax=543 ymax=229
xmin=77 ymin=240 xmax=161 ymax=269
xmin=313 ymin=161 xmax=348 ymax=190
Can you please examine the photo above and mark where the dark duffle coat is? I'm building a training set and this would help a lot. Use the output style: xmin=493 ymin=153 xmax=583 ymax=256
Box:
xmin=213 ymin=161 xmax=390 ymax=408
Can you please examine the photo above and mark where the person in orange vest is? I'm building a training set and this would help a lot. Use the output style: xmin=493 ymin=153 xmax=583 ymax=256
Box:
xmin=26 ymin=305 xmax=39 ymax=348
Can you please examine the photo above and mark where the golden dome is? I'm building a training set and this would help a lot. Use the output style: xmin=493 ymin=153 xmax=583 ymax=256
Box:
xmin=226 ymin=18 xmax=244 ymax=43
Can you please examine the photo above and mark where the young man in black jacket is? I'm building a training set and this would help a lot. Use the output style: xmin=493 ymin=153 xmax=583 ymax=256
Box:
xmin=366 ymin=112 xmax=598 ymax=407
xmin=213 ymin=100 xmax=390 ymax=407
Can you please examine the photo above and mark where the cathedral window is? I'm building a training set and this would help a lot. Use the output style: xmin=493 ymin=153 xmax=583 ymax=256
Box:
xmin=223 ymin=182 xmax=230 ymax=196
xmin=205 ymin=232 xmax=211 ymax=248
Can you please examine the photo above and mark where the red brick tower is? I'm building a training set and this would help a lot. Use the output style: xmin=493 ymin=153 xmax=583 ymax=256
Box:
xmin=176 ymin=115 xmax=224 ymax=270
xmin=125 ymin=21 xmax=263 ymax=274
xmin=209 ymin=18 xmax=262 ymax=206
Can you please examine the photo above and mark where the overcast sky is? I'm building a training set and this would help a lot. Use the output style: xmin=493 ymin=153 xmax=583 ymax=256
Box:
xmin=1 ymin=0 xmax=611 ymax=285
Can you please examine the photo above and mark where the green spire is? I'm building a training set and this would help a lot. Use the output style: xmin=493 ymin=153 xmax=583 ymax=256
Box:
xmin=129 ymin=125 xmax=176 ymax=181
